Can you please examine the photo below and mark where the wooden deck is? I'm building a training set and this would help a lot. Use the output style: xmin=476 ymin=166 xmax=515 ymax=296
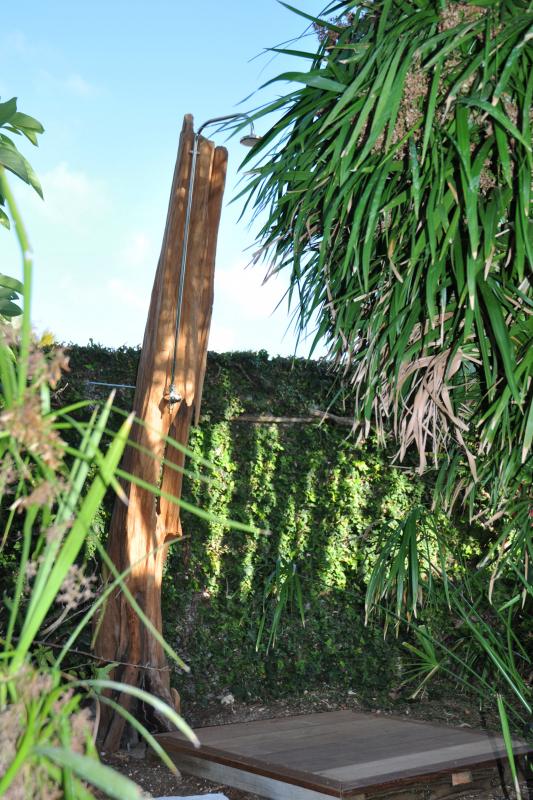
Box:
xmin=157 ymin=710 xmax=532 ymax=799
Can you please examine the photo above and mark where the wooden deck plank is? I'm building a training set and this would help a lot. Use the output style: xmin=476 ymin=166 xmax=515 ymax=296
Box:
xmin=158 ymin=710 xmax=532 ymax=798
xmin=319 ymin=739 xmax=515 ymax=781
xmin=233 ymin=716 xmax=490 ymax=771
xmin=168 ymin=711 xmax=487 ymax=754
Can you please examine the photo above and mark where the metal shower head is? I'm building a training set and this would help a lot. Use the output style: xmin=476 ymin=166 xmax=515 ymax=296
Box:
xmin=239 ymin=120 xmax=261 ymax=148
xmin=197 ymin=114 xmax=261 ymax=148
xmin=240 ymin=133 xmax=262 ymax=148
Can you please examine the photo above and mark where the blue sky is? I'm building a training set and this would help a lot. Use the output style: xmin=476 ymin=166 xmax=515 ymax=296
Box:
xmin=0 ymin=1 xmax=327 ymax=356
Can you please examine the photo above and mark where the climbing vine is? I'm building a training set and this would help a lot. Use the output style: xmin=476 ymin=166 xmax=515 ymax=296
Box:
xmin=62 ymin=345 xmax=481 ymax=703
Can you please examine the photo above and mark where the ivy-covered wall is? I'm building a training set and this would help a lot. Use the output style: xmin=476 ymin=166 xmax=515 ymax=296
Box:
xmin=67 ymin=345 xmax=431 ymax=703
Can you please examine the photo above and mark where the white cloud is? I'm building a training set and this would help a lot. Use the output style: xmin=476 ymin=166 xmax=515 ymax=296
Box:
xmin=208 ymin=321 xmax=237 ymax=353
xmin=119 ymin=231 xmax=156 ymax=270
xmin=65 ymin=73 xmax=98 ymax=97
xmin=215 ymin=260 xmax=286 ymax=321
xmin=28 ymin=162 xmax=108 ymax=231
xmin=108 ymin=278 xmax=149 ymax=313
xmin=21 ymin=68 xmax=99 ymax=100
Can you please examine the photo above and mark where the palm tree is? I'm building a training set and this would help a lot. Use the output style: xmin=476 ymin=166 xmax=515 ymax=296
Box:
xmin=239 ymin=0 xmax=532 ymax=770
xmin=241 ymin=0 xmax=531 ymax=560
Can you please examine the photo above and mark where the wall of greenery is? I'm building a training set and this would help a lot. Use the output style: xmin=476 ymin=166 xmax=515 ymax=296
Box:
xmin=65 ymin=344 xmax=475 ymax=704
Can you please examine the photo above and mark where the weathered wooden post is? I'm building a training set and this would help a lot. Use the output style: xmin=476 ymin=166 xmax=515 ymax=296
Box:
xmin=95 ymin=115 xmax=228 ymax=750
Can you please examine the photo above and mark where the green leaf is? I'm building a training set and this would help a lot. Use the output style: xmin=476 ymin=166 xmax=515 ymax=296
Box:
xmin=97 ymin=696 xmax=179 ymax=776
xmin=478 ymin=280 xmax=521 ymax=404
xmin=494 ymin=124 xmax=512 ymax=187
xmin=34 ymin=748 xmax=144 ymax=800
xmin=496 ymin=695 xmax=523 ymax=800
xmin=11 ymin=111 xmax=44 ymax=133
xmin=277 ymin=2 xmax=344 ymax=31
xmin=0 ymin=141 xmax=43 ymax=197
xmin=492 ymin=24 xmax=533 ymax=103
xmin=455 ymin=105 xmax=479 ymax=265
xmin=0 ymin=273 xmax=24 ymax=293
xmin=458 ymin=97 xmax=531 ymax=151
xmin=7 ymin=111 xmax=44 ymax=146
xmin=0 ymin=98 xmax=17 ymax=127
xmin=10 ymin=409 xmax=134 ymax=670
xmin=0 ymin=299 xmax=22 ymax=316
xmin=93 ymin=536 xmax=190 ymax=673
xmin=80 ymin=680 xmax=200 ymax=747
xmin=421 ymin=60 xmax=442 ymax=164
xmin=269 ymin=46 xmax=322 ymax=61
xmin=264 ymin=70 xmax=345 ymax=93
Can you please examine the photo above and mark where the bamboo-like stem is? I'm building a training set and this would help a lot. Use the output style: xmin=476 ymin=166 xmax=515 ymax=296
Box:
xmin=0 ymin=167 xmax=34 ymax=399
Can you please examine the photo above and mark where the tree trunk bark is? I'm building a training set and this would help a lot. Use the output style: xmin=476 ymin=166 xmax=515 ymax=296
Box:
xmin=94 ymin=115 xmax=228 ymax=751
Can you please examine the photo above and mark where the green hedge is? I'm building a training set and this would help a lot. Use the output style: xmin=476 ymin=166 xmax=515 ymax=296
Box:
xmin=66 ymin=345 xmax=454 ymax=703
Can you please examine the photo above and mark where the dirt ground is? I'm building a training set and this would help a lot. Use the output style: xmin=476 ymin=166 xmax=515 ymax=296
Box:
xmin=100 ymin=687 xmax=531 ymax=799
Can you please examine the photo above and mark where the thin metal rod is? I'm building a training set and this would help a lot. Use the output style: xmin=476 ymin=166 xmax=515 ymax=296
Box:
xmin=86 ymin=380 xmax=136 ymax=389
xmin=169 ymin=130 xmax=199 ymax=397
xmin=167 ymin=113 xmax=255 ymax=404
xmin=197 ymin=112 xmax=254 ymax=137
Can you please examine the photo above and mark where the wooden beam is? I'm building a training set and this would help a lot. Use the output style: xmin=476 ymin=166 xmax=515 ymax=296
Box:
xmin=94 ymin=115 xmax=228 ymax=750
xmin=451 ymin=771 xmax=472 ymax=786
xmin=168 ymin=753 xmax=341 ymax=800
xmin=231 ymin=410 xmax=354 ymax=426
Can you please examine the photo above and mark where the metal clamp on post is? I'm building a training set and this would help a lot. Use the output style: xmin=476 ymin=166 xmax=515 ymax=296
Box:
xmin=167 ymin=383 xmax=182 ymax=406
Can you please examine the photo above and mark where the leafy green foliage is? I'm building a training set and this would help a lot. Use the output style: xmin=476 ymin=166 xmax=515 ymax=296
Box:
xmin=239 ymin=0 xmax=532 ymax=540
xmin=364 ymin=503 xmax=531 ymax=738
xmin=231 ymin=5 xmax=533 ymax=760
xmin=0 ymin=273 xmax=24 ymax=318
xmin=0 ymin=97 xmax=43 ymax=208
xmin=49 ymin=345 xmax=530 ymax=741
xmin=256 ymin=548 xmax=306 ymax=654
xmin=65 ymin=345 xmax=484 ymax=703
xmin=0 ymin=98 xmax=43 ymax=319
xmin=0 ymin=327 xmax=198 ymax=795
